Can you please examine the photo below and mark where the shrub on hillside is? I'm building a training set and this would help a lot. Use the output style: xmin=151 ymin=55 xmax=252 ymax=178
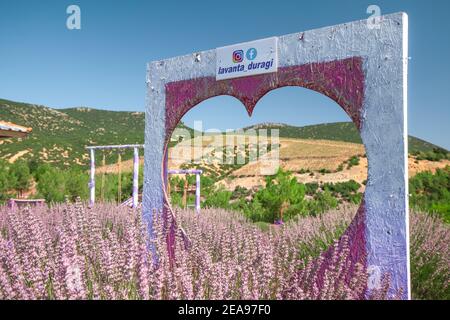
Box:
xmin=323 ymin=180 xmax=362 ymax=204
xmin=343 ymin=155 xmax=360 ymax=170
xmin=202 ymin=186 xmax=232 ymax=209
xmin=409 ymin=166 xmax=450 ymax=223
xmin=413 ymin=148 xmax=449 ymax=162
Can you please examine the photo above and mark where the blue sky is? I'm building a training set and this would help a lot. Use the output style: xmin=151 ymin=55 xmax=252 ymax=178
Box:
xmin=0 ymin=0 xmax=449 ymax=149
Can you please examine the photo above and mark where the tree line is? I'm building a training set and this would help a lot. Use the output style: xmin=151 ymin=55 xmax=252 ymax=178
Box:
xmin=0 ymin=159 xmax=142 ymax=204
xmin=1 ymin=159 xmax=449 ymax=224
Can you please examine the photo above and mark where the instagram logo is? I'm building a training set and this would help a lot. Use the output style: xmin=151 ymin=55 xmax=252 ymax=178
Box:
xmin=232 ymin=50 xmax=244 ymax=63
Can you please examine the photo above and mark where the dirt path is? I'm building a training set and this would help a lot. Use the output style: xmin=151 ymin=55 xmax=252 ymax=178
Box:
xmin=8 ymin=149 xmax=30 ymax=163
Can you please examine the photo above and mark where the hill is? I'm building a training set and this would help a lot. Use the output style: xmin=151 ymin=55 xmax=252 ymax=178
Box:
xmin=0 ymin=98 xmax=446 ymax=168
xmin=170 ymin=133 xmax=450 ymax=192
xmin=0 ymin=99 xmax=145 ymax=167
xmin=0 ymin=98 xmax=193 ymax=167
xmin=242 ymin=122 xmax=446 ymax=153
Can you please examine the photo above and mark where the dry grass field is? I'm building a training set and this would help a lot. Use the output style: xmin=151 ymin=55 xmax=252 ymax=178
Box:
xmin=96 ymin=134 xmax=450 ymax=192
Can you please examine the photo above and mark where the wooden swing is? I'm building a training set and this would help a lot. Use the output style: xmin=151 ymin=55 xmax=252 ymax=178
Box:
xmin=167 ymin=170 xmax=202 ymax=212
xmin=99 ymin=150 xmax=123 ymax=203
xmin=101 ymin=151 xmax=106 ymax=201
xmin=86 ymin=144 xmax=143 ymax=208
xmin=167 ymin=177 xmax=192 ymax=209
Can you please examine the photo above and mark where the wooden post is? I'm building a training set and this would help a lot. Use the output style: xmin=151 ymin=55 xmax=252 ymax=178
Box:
xmin=182 ymin=178 xmax=188 ymax=209
xmin=101 ymin=153 xmax=106 ymax=201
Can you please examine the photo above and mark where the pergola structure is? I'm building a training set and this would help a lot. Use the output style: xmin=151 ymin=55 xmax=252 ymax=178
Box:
xmin=86 ymin=144 xmax=144 ymax=208
xmin=86 ymin=145 xmax=204 ymax=212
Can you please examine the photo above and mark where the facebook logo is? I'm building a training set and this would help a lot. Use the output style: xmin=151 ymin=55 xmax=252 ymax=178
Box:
xmin=246 ymin=48 xmax=257 ymax=61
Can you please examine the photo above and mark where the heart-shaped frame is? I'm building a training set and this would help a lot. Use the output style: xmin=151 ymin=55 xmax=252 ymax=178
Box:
xmin=144 ymin=12 xmax=410 ymax=299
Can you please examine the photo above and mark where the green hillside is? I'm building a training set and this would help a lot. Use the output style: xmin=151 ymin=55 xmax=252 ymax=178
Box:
xmin=0 ymin=99 xmax=145 ymax=168
xmin=243 ymin=122 xmax=446 ymax=154
xmin=0 ymin=98 xmax=446 ymax=168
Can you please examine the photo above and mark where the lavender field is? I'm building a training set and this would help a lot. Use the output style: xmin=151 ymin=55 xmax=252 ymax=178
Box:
xmin=0 ymin=203 xmax=448 ymax=300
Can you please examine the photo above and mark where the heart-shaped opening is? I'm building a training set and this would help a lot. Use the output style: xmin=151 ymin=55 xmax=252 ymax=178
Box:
xmin=158 ymin=58 xmax=370 ymax=297
xmin=164 ymin=86 xmax=368 ymax=288
xmin=167 ymin=87 xmax=368 ymax=220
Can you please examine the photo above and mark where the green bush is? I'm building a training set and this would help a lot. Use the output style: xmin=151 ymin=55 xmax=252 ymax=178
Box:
xmin=252 ymin=168 xmax=307 ymax=222
xmin=203 ymin=186 xmax=232 ymax=209
xmin=35 ymin=165 xmax=66 ymax=202
xmin=191 ymin=169 xmax=359 ymax=223
xmin=306 ymin=190 xmax=339 ymax=217
xmin=305 ymin=182 xmax=319 ymax=196
xmin=0 ymin=160 xmax=13 ymax=202
xmin=346 ymin=156 xmax=360 ymax=169
xmin=231 ymin=186 xmax=251 ymax=200
xmin=323 ymin=180 xmax=362 ymax=204
xmin=9 ymin=160 xmax=31 ymax=197
xmin=409 ymin=166 xmax=450 ymax=223
xmin=414 ymin=148 xmax=449 ymax=162
xmin=235 ymin=198 xmax=267 ymax=222
xmin=0 ymin=160 xmax=32 ymax=200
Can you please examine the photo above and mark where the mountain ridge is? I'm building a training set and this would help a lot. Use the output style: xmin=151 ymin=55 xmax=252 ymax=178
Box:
xmin=0 ymin=98 xmax=446 ymax=168
xmin=240 ymin=122 xmax=446 ymax=153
